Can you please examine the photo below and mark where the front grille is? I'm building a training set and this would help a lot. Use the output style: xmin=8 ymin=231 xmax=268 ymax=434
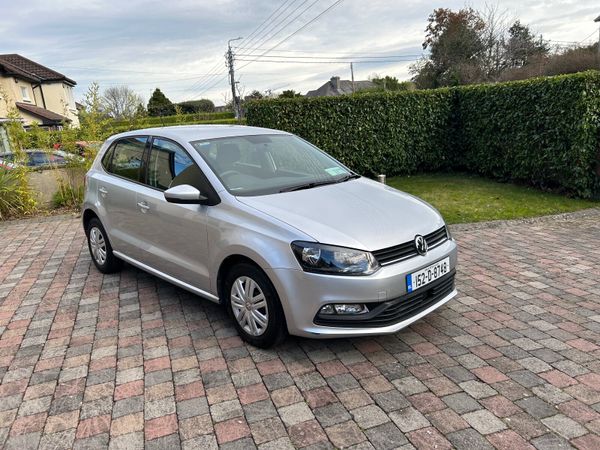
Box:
xmin=372 ymin=226 xmax=449 ymax=266
xmin=314 ymin=270 xmax=455 ymax=328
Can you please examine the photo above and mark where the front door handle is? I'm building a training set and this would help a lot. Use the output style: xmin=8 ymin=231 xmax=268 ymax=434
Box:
xmin=137 ymin=201 xmax=150 ymax=212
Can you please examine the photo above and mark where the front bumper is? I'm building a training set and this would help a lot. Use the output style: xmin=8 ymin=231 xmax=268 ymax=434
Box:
xmin=266 ymin=238 xmax=458 ymax=338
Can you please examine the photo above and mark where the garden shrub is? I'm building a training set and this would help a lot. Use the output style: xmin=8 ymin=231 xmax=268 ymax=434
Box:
xmin=247 ymin=71 xmax=600 ymax=198
xmin=0 ymin=167 xmax=36 ymax=219
xmin=247 ymin=90 xmax=455 ymax=176
xmin=456 ymin=71 xmax=600 ymax=198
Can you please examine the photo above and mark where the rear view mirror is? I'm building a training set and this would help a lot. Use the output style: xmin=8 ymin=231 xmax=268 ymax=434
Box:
xmin=164 ymin=184 xmax=208 ymax=204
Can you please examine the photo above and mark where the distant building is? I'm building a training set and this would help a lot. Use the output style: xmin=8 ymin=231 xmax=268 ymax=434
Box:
xmin=306 ymin=76 xmax=375 ymax=97
xmin=0 ymin=54 xmax=79 ymax=128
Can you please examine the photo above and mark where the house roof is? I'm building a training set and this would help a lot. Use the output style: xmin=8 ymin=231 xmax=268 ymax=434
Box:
xmin=0 ymin=54 xmax=76 ymax=86
xmin=306 ymin=76 xmax=375 ymax=97
xmin=16 ymin=102 xmax=70 ymax=125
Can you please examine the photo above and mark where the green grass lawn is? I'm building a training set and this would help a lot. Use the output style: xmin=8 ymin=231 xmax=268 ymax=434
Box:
xmin=387 ymin=173 xmax=599 ymax=224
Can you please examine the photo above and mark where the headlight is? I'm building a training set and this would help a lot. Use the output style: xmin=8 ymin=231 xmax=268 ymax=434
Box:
xmin=291 ymin=241 xmax=380 ymax=275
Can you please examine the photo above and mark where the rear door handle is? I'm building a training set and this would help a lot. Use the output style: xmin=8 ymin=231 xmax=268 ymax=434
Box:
xmin=98 ymin=187 xmax=108 ymax=196
xmin=137 ymin=201 xmax=150 ymax=212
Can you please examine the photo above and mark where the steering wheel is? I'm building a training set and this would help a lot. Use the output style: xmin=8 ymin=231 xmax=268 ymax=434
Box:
xmin=220 ymin=170 xmax=241 ymax=179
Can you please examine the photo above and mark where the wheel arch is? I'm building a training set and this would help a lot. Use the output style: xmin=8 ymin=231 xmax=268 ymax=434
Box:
xmin=82 ymin=208 xmax=99 ymax=234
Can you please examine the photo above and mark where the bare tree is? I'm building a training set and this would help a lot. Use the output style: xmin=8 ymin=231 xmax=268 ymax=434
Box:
xmin=479 ymin=4 xmax=512 ymax=80
xmin=102 ymin=86 xmax=144 ymax=120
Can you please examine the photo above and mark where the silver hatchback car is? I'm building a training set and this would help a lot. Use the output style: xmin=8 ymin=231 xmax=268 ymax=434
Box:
xmin=83 ymin=125 xmax=458 ymax=347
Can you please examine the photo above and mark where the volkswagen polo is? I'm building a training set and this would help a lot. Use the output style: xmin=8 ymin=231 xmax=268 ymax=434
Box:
xmin=82 ymin=125 xmax=458 ymax=347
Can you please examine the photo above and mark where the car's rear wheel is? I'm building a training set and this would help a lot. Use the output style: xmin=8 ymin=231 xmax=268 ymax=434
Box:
xmin=86 ymin=218 xmax=123 ymax=274
xmin=224 ymin=263 xmax=286 ymax=348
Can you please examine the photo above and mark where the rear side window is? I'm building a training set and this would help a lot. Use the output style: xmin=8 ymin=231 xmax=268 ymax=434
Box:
xmin=109 ymin=137 xmax=147 ymax=182
xmin=147 ymin=138 xmax=196 ymax=190
xmin=101 ymin=145 xmax=114 ymax=169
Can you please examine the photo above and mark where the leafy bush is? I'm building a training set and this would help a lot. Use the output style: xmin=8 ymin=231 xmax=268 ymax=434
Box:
xmin=110 ymin=111 xmax=234 ymax=128
xmin=53 ymin=179 xmax=84 ymax=209
xmin=110 ymin=117 xmax=240 ymax=134
xmin=0 ymin=168 xmax=36 ymax=219
xmin=455 ymin=71 xmax=600 ymax=198
xmin=247 ymin=71 xmax=600 ymax=198
xmin=247 ymin=90 xmax=455 ymax=176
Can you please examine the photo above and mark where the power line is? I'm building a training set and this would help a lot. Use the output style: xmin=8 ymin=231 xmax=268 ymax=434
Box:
xmin=193 ymin=74 xmax=230 ymax=98
xmin=236 ymin=0 xmax=297 ymax=51
xmin=55 ymin=65 xmax=221 ymax=76
xmin=237 ymin=0 xmax=346 ymax=71
xmin=236 ymin=58 xmax=418 ymax=64
xmin=236 ymin=53 xmax=424 ymax=60
xmin=240 ymin=0 xmax=320 ymax=55
xmin=237 ymin=0 xmax=299 ymax=52
xmin=578 ymin=29 xmax=599 ymax=44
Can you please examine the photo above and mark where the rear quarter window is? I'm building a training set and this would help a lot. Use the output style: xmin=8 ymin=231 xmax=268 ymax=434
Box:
xmin=107 ymin=137 xmax=148 ymax=183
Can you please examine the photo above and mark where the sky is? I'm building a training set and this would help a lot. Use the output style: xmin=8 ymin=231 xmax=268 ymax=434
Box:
xmin=1 ymin=0 xmax=599 ymax=106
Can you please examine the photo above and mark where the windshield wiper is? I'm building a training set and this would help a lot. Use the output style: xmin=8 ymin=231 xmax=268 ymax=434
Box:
xmin=279 ymin=174 xmax=360 ymax=193
xmin=335 ymin=174 xmax=361 ymax=183
xmin=279 ymin=179 xmax=338 ymax=193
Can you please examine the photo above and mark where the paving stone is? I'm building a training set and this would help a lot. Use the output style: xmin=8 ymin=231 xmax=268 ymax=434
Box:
xmin=364 ymin=422 xmax=408 ymax=450
xmin=462 ymin=409 xmax=507 ymax=435
xmin=541 ymin=414 xmax=587 ymax=439
xmin=351 ymin=405 xmax=389 ymax=429
xmin=314 ymin=402 xmax=351 ymax=428
xmin=389 ymin=407 xmax=429 ymax=432
xmin=446 ymin=429 xmax=494 ymax=450
xmin=442 ymin=392 xmax=481 ymax=414
xmin=515 ymin=397 xmax=558 ymax=419
xmin=279 ymin=402 xmax=315 ymax=427
xmin=242 ymin=399 xmax=278 ymax=423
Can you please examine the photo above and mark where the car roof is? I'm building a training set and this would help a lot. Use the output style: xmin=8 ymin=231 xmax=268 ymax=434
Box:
xmin=109 ymin=125 xmax=290 ymax=142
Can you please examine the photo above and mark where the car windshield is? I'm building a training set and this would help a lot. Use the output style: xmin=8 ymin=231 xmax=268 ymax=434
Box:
xmin=190 ymin=134 xmax=355 ymax=196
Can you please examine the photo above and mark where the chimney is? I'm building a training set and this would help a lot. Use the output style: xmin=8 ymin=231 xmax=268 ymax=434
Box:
xmin=330 ymin=76 xmax=341 ymax=90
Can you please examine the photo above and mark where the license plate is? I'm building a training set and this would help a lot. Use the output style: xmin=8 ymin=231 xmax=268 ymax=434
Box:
xmin=406 ymin=257 xmax=450 ymax=293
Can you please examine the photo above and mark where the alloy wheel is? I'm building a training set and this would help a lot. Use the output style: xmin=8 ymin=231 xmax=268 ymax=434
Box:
xmin=230 ymin=276 xmax=269 ymax=336
xmin=89 ymin=227 xmax=107 ymax=266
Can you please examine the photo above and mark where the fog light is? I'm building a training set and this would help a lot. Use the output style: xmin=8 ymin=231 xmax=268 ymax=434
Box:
xmin=319 ymin=304 xmax=369 ymax=315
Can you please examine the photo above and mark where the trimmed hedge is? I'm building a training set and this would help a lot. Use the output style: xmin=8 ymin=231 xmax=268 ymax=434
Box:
xmin=247 ymin=89 xmax=455 ymax=176
xmin=110 ymin=111 xmax=234 ymax=128
xmin=247 ymin=71 xmax=600 ymax=198
xmin=110 ymin=118 xmax=240 ymax=134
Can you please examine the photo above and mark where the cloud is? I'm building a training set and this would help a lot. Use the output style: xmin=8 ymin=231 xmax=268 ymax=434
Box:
xmin=2 ymin=0 xmax=598 ymax=105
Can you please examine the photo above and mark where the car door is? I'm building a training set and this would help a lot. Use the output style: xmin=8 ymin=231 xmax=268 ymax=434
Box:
xmin=134 ymin=137 xmax=211 ymax=292
xmin=95 ymin=136 xmax=149 ymax=260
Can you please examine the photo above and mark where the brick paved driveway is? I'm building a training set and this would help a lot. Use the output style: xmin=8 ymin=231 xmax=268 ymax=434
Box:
xmin=0 ymin=212 xmax=599 ymax=449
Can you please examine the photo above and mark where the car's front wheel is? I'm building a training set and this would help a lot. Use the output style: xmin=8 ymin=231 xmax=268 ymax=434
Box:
xmin=224 ymin=263 xmax=286 ymax=348
xmin=86 ymin=218 xmax=123 ymax=274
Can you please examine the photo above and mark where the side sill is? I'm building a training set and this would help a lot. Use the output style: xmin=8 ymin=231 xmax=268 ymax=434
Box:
xmin=113 ymin=251 xmax=220 ymax=304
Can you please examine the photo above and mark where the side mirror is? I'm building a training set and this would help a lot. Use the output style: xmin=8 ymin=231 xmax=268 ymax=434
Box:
xmin=164 ymin=184 xmax=208 ymax=204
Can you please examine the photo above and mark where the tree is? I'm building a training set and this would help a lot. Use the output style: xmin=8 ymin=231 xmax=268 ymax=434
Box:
xmin=244 ymin=90 xmax=264 ymax=102
xmin=78 ymin=82 xmax=111 ymax=142
xmin=411 ymin=7 xmax=553 ymax=87
xmin=147 ymin=88 xmax=176 ymax=117
xmin=504 ymin=21 xmax=549 ymax=68
xmin=177 ymin=99 xmax=215 ymax=114
xmin=102 ymin=86 xmax=144 ymax=120
xmin=417 ymin=7 xmax=486 ymax=87
xmin=369 ymin=76 xmax=415 ymax=91
xmin=279 ymin=89 xmax=302 ymax=98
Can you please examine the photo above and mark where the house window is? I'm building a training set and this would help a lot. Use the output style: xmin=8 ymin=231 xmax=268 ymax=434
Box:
xmin=20 ymin=86 xmax=31 ymax=102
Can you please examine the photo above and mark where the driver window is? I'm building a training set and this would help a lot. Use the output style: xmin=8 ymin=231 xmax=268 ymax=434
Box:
xmin=148 ymin=138 xmax=196 ymax=190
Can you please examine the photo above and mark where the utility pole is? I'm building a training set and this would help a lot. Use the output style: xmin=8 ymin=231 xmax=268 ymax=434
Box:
xmin=596 ymin=16 xmax=600 ymax=66
xmin=350 ymin=62 xmax=355 ymax=94
xmin=227 ymin=37 xmax=243 ymax=120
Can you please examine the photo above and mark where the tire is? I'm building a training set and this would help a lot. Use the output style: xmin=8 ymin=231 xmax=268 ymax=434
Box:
xmin=223 ymin=262 xmax=286 ymax=348
xmin=86 ymin=217 xmax=123 ymax=274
